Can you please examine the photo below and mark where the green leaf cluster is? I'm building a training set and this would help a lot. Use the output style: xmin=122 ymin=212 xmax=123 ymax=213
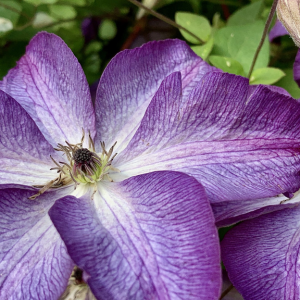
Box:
xmin=0 ymin=0 xmax=299 ymax=94
xmin=175 ymin=0 xmax=287 ymax=86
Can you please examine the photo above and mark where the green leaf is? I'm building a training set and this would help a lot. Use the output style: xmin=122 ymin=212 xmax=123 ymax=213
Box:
xmin=41 ymin=0 xmax=58 ymax=3
xmin=32 ymin=12 xmax=55 ymax=28
xmin=191 ymin=37 xmax=214 ymax=60
xmin=0 ymin=41 xmax=27 ymax=80
xmin=212 ymin=20 xmax=269 ymax=74
xmin=209 ymin=55 xmax=245 ymax=76
xmin=0 ymin=1 xmax=21 ymax=26
xmin=249 ymin=67 xmax=285 ymax=85
xmin=23 ymin=0 xmax=41 ymax=5
xmin=6 ymin=26 xmax=39 ymax=41
xmin=0 ymin=18 xmax=13 ymax=33
xmin=186 ymin=0 xmax=201 ymax=13
xmin=85 ymin=41 xmax=103 ymax=55
xmin=85 ymin=0 xmax=128 ymax=14
xmin=51 ymin=24 xmax=84 ymax=53
xmin=227 ymin=0 xmax=263 ymax=26
xmin=84 ymin=53 xmax=101 ymax=74
xmin=98 ymin=19 xmax=117 ymax=40
xmin=175 ymin=12 xmax=211 ymax=44
xmin=276 ymin=69 xmax=300 ymax=99
xmin=212 ymin=12 xmax=225 ymax=29
xmin=24 ymin=0 xmax=58 ymax=4
xmin=18 ymin=2 xmax=37 ymax=27
xmin=57 ymin=0 xmax=86 ymax=6
xmin=49 ymin=5 xmax=77 ymax=20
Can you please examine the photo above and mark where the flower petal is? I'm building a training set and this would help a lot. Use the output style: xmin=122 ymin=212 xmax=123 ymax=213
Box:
xmin=212 ymin=194 xmax=299 ymax=227
xmin=0 ymin=90 xmax=58 ymax=186
xmin=269 ymin=19 xmax=288 ymax=42
xmin=0 ymin=32 xmax=95 ymax=146
xmin=117 ymin=71 xmax=300 ymax=203
xmin=94 ymin=39 xmax=215 ymax=152
xmin=0 ymin=187 xmax=74 ymax=300
xmin=49 ymin=171 xmax=221 ymax=300
xmin=221 ymin=205 xmax=300 ymax=300
xmin=293 ymin=49 xmax=300 ymax=88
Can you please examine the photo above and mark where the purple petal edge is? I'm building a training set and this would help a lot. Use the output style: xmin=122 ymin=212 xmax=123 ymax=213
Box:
xmin=222 ymin=206 xmax=300 ymax=300
xmin=0 ymin=89 xmax=56 ymax=186
xmin=94 ymin=38 xmax=215 ymax=152
xmin=293 ymin=49 xmax=300 ymax=88
xmin=0 ymin=187 xmax=74 ymax=300
xmin=49 ymin=171 xmax=221 ymax=300
xmin=269 ymin=19 xmax=288 ymax=42
xmin=0 ymin=32 xmax=95 ymax=146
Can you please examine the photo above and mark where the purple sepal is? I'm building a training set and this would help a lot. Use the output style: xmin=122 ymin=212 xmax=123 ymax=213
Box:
xmin=213 ymin=196 xmax=298 ymax=227
xmin=222 ymin=205 xmax=300 ymax=300
xmin=117 ymin=71 xmax=300 ymax=205
xmin=293 ymin=49 xmax=300 ymax=88
xmin=49 ymin=171 xmax=221 ymax=300
xmin=0 ymin=32 xmax=95 ymax=146
xmin=248 ymin=84 xmax=292 ymax=97
xmin=0 ymin=89 xmax=56 ymax=186
xmin=269 ymin=19 xmax=288 ymax=42
xmin=0 ymin=187 xmax=74 ymax=300
xmin=94 ymin=38 xmax=215 ymax=152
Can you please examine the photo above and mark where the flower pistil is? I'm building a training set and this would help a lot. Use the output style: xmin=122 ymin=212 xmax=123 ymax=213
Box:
xmin=30 ymin=131 xmax=117 ymax=200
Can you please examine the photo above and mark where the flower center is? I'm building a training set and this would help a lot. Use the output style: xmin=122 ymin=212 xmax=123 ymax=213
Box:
xmin=74 ymin=148 xmax=92 ymax=164
xmin=30 ymin=131 xmax=118 ymax=200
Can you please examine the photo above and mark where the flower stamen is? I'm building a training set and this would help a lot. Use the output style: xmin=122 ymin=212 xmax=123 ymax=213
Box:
xmin=30 ymin=130 xmax=118 ymax=199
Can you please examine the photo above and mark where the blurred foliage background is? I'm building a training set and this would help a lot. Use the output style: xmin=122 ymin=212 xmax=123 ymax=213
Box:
xmin=0 ymin=0 xmax=299 ymax=95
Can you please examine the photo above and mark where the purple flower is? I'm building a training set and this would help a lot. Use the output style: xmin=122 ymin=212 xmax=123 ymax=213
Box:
xmin=0 ymin=32 xmax=221 ymax=300
xmin=2 ymin=31 xmax=300 ymax=299
xmin=219 ymin=50 xmax=300 ymax=298
xmin=269 ymin=19 xmax=288 ymax=42
xmin=221 ymin=201 xmax=300 ymax=300
xmin=294 ymin=49 xmax=300 ymax=88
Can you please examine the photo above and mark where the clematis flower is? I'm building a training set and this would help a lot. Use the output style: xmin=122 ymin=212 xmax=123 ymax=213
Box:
xmin=0 ymin=32 xmax=222 ymax=300
xmin=221 ymin=202 xmax=300 ymax=300
xmin=219 ymin=46 xmax=300 ymax=300
xmin=2 ymin=31 xmax=300 ymax=299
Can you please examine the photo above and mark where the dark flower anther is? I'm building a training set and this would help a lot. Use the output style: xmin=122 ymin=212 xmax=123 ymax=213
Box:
xmin=74 ymin=148 xmax=92 ymax=164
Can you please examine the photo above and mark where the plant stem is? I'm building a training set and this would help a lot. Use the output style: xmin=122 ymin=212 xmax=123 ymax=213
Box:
xmin=0 ymin=2 xmax=31 ymax=20
xmin=127 ymin=0 xmax=204 ymax=44
xmin=219 ymin=284 xmax=234 ymax=300
xmin=248 ymin=0 xmax=279 ymax=79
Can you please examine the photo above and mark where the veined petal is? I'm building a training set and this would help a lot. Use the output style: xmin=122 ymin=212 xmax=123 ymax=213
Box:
xmin=94 ymin=39 xmax=215 ymax=152
xmin=0 ymin=90 xmax=57 ymax=186
xmin=222 ymin=206 xmax=300 ymax=300
xmin=49 ymin=171 xmax=221 ymax=300
xmin=116 ymin=72 xmax=300 ymax=203
xmin=0 ymin=32 xmax=95 ymax=146
xmin=0 ymin=187 xmax=74 ymax=300
xmin=213 ymin=194 xmax=299 ymax=227
xmin=254 ymin=84 xmax=292 ymax=97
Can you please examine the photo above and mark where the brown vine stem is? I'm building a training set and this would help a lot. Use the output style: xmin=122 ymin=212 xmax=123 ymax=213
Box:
xmin=127 ymin=0 xmax=204 ymax=44
xmin=219 ymin=284 xmax=234 ymax=300
xmin=248 ymin=0 xmax=279 ymax=79
xmin=0 ymin=2 xmax=31 ymax=20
